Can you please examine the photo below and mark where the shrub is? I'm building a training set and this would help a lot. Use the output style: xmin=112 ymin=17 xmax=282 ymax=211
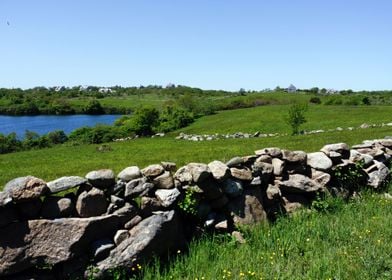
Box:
xmin=309 ymin=97 xmax=321 ymax=104
xmin=285 ymin=103 xmax=308 ymax=135
xmin=158 ymin=106 xmax=194 ymax=132
xmin=123 ymin=107 xmax=159 ymax=136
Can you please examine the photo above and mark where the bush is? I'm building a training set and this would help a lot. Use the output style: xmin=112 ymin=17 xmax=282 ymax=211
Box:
xmin=124 ymin=107 xmax=159 ymax=136
xmin=309 ymin=97 xmax=321 ymax=104
xmin=158 ymin=106 xmax=194 ymax=132
xmin=83 ymin=100 xmax=105 ymax=114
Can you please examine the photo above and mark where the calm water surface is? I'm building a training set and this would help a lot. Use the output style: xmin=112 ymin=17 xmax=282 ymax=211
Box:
xmin=0 ymin=115 xmax=120 ymax=138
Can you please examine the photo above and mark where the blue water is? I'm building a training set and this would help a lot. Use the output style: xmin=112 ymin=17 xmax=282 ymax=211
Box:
xmin=0 ymin=115 xmax=120 ymax=138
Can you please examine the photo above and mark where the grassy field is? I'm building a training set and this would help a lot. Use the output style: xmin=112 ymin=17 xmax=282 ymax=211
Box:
xmin=139 ymin=191 xmax=392 ymax=280
xmin=178 ymin=105 xmax=392 ymax=135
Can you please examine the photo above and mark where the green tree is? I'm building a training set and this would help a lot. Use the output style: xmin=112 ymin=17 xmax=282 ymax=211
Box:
xmin=285 ymin=103 xmax=308 ymax=135
xmin=83 ymin=99 xmax=104 ymax=114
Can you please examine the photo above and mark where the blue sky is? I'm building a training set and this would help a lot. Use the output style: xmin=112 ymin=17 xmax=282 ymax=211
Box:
xmin=1 ymin=0 xmax=391 ymax=91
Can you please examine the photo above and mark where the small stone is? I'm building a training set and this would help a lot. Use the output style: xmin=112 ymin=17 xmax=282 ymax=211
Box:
xmin=255 ymin=147 xmax=282 ymax=158
xmin=41 ymin=196 xmax=74 ymax=219
xmin=114 ymin=230 xmax=129 ymax=246
xmin=272 ymin=158 xmax=285 ymax=176
xmin=208 ymin=160 xmax=230 ymax=181
xmin=155 ymin=188 xmax=181 ymax=207
xmin=214 ymin=220 xmax=228 ymax=231
xmin=231 ymin=231 xmax=246 ymax=244
xmin=161 ymin=162 xmax=177 ymax=172
xmin=47 ymin=176 xmax=87 ymax=194
xmin=141 ymin=164 xmax=164 ymax=178
xmin=117 ymin=166 xmax=141 ymax=182
xmin=307 ymin=152 xmax=333 ymax=171
xmin=90 ymin=239 xmax=115 ymax=262
xmin=76 ymin=188 xmax=108 ymax=217
xmin=140 ymin=197 xmax=162 ymax=217
xmin=282 ymin=150 xmax=307 ymax=163
xmin=226 ymin=156 xmax=244 ymax=167
xmin=85 ymin=169 xmax=115 ymax=189
xmin=124 ymin=215 xmax=143 ymax=230
xmin=124 ymin=177 xmax=154 ymax=199
xmin=153 ymin=171 xmax=174 ymax=189
xmin=187 ymin=163 xmax=211 ymax=183
xmin=230 ymin=167 xmax=253 ymax=181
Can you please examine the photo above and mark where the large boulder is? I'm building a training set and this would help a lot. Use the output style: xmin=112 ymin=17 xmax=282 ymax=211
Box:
xmin=174 ymin=166 xmax=193 ymax=185
xmin=307 ymin=152 xmax=333 ymax=171
xmin=4 ymin=176 xmax=48 ymax=203
xmin=94 ymin=211 xmax=184 ymax=278
xmin=76 ymin=188 xmax=108 ymax=217
xmin=278 ymin=174 xmax=324 ymax=194
xmin=85 ymin=169 xmax=115 ymax=189
xmin=230 ymin=167 xmax=253 ymax=181
xmin=255 ymin=147 xmax=282 ymax=158
xmin=227 ymin=187 xmax=268 ymax=226
xmin=282 ymin=150 xmax=307 ymax=164
xmin=47 ymin=176 xmax=87 ymax=194
xmin=141 ymin=164 xmax=164 ymax=178
xmin=366 ymin=161 xmax=390 ymax=189
xmin=153 ymin=171 xmax=175 ymax=189
xmin=0 ymin=215 xmax=119 ymax=277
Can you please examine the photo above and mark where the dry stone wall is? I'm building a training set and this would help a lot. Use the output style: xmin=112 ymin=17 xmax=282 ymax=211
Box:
xmin=0 ymin=138 xmax=391 ymax=279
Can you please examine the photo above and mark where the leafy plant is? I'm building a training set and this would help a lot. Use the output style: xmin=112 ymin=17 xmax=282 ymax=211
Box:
xmin=285 ymin=103 xmax=308 ymax=135
xmin=178 ymin=188 xmax=198 ymax=216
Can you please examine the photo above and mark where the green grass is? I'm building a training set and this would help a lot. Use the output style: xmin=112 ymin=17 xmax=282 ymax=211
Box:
xmin=177 ymin=105 xmax=392 ymax=135
xmin=139 ymin=191 xmax=392 ymax=280
xmin=1 ymin=126 xmax=391 ymax=188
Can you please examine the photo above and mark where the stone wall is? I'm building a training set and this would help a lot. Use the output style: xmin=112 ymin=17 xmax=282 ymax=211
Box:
xmin=0 ymin=138 xmax=391 ymax=279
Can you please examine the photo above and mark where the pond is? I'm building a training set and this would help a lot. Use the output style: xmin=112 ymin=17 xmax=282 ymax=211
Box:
xmin=0 ymin=115 xmax=120 ymax=138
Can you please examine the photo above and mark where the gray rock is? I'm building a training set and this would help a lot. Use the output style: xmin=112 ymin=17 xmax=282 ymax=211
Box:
xmin=91 ymin=239 xmax=115 ymax=262
xmin=187 ymin=163 xmax=211 ymax=183
xmin=307 ymin=152 xmax=333 ymax=171
xmin=208 ymin=160 xmax=230 ymax=181
xmin=379 ymin=139 xmax=392 ymax=148
xmin=227 ymin=187 xmax=268 ymax=226
xmin=112 ymin=203 xmax=138 ymax=226
xmin=124 ymin=177 xmax=154 ymax=199
xmin=266 ymin=184 xmax=281 ymax=200
xmin=321 ymin=143 xmax=350 ymax=159
xmin=255 ymin=147 xmax=282 ymax=158
xmin=41 ymin=197 xmax=74 ymax=219
xmin=94 ymin=211 xmax=184 ymax=278
xmin=0 ymin=191 xmax=12 ymax=207
xmin=282 ymin=194 xmax=309 ymax=213
xmin=230 ymin=167 xmax=253 ymax=181
xmin=222 ymin=179 xmax=243 ymax=197
xmin=255 ymin=155 xmax=272 ymax=164
xmin=161 ymin=161 xmax=177 ymax=172
xmin=231 ymin=231 xmax=246 ymax=244
xmin=278 ymin=174 xmax=324 ymax=194
xmin=350 ymin=150 xmax=374 ymax=167
xmin=367 ymin=161 xmax=390 ymax=189
xmin=4 ymin=176 xmax=48 ymax=203
xmin=110 ymin=195 xmax=125 ymax=208
xmin=76 ymin=188 xmax=108 ymax=217
xmin=311 ymin=170 xmax=331 ymax=187
xmin=0 ymin=215 xmax=119 ymax=277
xmin=214 ymin=220 xmax=228 ymax=231
xmin=124 ymin=215 xmax=143 ymax=230
xmin=272 ymin=158 xmax=285 ymax=176
xmin=141 ymin=164 xmax=164 ymax=178
xmin=117 ymin=166 xmax=141 ymax=182
xmin=226 ymin=156 xmax=244 ymax=167
xmin=155 ymin=188 xmax=181 ymax=207
xmin=174 ymin=166 xmax=193 ymax=185
xmin=114 ymin=230 xmax=129 ymax=246
xmin=85 ymin=169 xmax=115 ymax=189
xmin=282 ymin=150 xmax=307 ymax=163
xmin=47 ymin=176 xmax=87 ymax=194
xmin=153 ymin=171 xmax=175 ymax=189
xmin=140 ymin=197 xmax=162 ymax=217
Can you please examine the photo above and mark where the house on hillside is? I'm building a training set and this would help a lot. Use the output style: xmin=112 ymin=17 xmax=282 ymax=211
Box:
xmin=287 ymin=84 xmax=297 ymax=93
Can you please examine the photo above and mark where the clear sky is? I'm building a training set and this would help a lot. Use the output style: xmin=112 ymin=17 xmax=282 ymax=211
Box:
xmin=1 ymin=0 xmax=391 ymax=91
